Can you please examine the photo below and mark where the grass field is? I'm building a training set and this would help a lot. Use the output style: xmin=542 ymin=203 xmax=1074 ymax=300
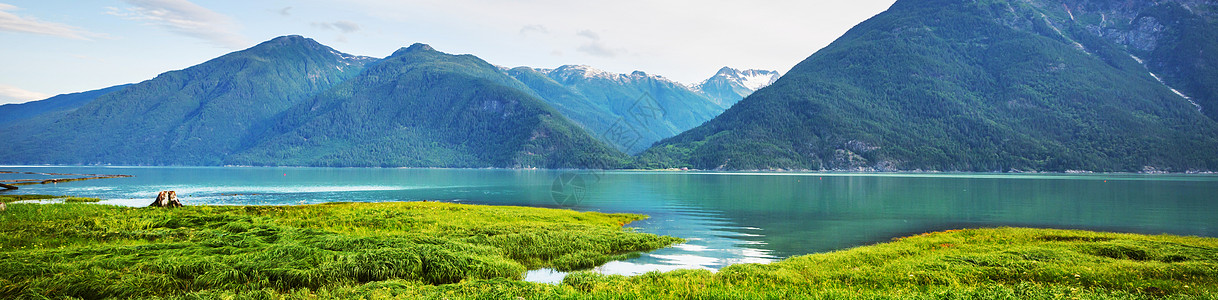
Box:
xmin=0 ymin=199 xmax=1214 ymax=299
xmin=0 ymin=200 xmax=680 ymax=299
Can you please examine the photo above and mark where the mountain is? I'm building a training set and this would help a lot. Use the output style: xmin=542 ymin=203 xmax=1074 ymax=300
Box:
xmin=0 ymin=35 xmax=376 ymax=165
xmin=507 ymin=65 xmax=723 ymax=154
xmin=0 ymin=84 xmax=130 ymax=127
xmin=230 ymin=44 xmax=629 ymax=168
xmin=694 ymin=67 xmax=781 ymax=109
xmin=1052 ymin=0 xmax=1218 ymax=121
xmin=639 ymin=0 xmax=1218 ymax=172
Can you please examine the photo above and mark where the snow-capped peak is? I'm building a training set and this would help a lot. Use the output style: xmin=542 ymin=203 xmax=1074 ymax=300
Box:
xmin=693 ymin=67 xmax=783 ymax=109
xmin=695 ymin=67 xmax=782 ymax=92
xmin=539 ymin=65 xmax=689 ymax=90
xmin=549 ymin=65 xmax=619 ymax=81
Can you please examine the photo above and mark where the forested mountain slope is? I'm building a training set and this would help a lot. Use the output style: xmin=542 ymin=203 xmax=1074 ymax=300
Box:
xmin=0 ymin=36 xmax=374 ymax=165
xmin=0 ymin=84 xmax=130 ymax=127
xmin=640 ymin=0 xmax=1218 ymax=172
xmin=231 ymin=44 xmax=629 ymax=168
xmin=509 ymin=66 xmax=723 ymax=154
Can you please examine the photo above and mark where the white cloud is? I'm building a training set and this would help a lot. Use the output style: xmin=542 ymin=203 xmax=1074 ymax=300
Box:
xmin=578 ymin=42 xmax=625 ymax=58
xmin=110 ymin=0 xmax=248 ymax=49
xmin=333 ymin=21 xmax=359 ymax=33
xmin=0 ymin=84 xmax=51 ymax=105
xmin=575 ymin=29 xmax=625 ymax=57
xmin=520 ymin=24 xmax=547 ymax=36
xmin=312 ymin=20 xmax=360 ymax=33
xmin=0 ymin=3 xmax=99 ymax=40
xmin=576 ymin=29 xmax=599 ymax=40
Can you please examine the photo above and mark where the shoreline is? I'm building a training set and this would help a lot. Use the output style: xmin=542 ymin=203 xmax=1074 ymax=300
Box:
xmin=1 ymin=200 xmax=1212 ymax=299
xmin=0 ymin=171 xmax=133 ymax=189
xmin=2 ymin=165 xmax=1215 ymax=175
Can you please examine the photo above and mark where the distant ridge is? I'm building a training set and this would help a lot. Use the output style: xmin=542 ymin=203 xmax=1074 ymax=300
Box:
xmin=1 ymin=35 xmax=376 ymax=165
xmin=508 ymin=65 xmax=723 ymax=154
xmin=0 ymin=84 xmax=131 ymax=127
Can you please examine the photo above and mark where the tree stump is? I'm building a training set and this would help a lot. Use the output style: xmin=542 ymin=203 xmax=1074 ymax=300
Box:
xmin=0 ymin=202 xmax=6 ymax=212
xmin=149 ymin=191 xmax=183 ymax=208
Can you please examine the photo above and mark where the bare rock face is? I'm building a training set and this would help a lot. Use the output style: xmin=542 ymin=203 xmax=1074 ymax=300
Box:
xmin=1127 ymin=16 xmax=1165 ymax=52
xmin=149 ymin=191 xmax=183 ymax=208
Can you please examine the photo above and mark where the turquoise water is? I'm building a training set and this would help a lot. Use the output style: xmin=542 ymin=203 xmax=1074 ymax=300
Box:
xmin=3 ymin=166 xmax=1216 ymax=282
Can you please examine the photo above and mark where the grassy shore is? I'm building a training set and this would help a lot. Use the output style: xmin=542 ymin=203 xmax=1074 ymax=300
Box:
xmin=0 ymin=200 xmax=1215 ymax=299
xmin=0 ymin=200 xmax=680 ymax=299
xmin=0 ymin=194 xmax=101 ymax=203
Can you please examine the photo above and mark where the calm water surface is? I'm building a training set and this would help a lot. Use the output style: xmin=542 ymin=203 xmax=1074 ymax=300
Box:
xmin=3 ymin=166 xmax=1216 ymax=283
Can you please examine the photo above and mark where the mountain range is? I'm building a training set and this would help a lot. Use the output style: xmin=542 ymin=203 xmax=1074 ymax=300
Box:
xmin=3 ymin=0 xmax=1215 ymax=172
xmin=228 ymin=43 xmax=627 ymax=168
xmin=508 ymin=65 xmax=727 ymax=154
xmin=0 ymin=36 xmax=767 ymax=167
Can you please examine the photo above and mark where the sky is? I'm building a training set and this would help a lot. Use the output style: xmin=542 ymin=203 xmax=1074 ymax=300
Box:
xmin=0 ymin=0 xmax=897 ymax=105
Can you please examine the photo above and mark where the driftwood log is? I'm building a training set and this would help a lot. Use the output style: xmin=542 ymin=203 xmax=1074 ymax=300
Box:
xmin=149 ymin=191 xmax=183 ymax=208
xmin=0 ymin=183 xmax=16 ymax=190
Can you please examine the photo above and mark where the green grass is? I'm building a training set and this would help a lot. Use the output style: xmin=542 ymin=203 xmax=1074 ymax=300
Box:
xmin=303 ymin=228 xmax=1218 ymax=300
xmin=0 ymin=201 xmax=681 ymax=299
xmin=61 ymin=197 xmax=102 ymax=203
xmin=533 ymin=228 xmax=1218 ymax=299
xmin=2 ymin=202 xmax=1214 ymax=299
xmin=0 ymin=194 xmax=60 ymax=203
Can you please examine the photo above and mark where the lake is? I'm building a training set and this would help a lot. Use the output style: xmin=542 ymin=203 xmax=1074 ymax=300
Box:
xmin=3 ymin=166 xmax=1216 ymax=283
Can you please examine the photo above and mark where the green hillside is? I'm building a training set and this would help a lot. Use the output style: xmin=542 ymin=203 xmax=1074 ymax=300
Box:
xmin=231 ymin=44 xmax=629 ymax=168
xmin=1052 ymin=0 xmax=1218 ymax=121
xmin=640 ymin=0 xmax=1218 ymax=172
xmin=0 ymin=84 xmax=130 ymax=127
xmin=0 ymin=36 xmax=373 ymax=165
xmin=509 ymin=66 xmax=723 ymax=154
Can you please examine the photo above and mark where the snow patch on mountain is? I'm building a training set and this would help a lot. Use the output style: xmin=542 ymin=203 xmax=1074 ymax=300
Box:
xmin=693 ymin=67 xmax=781 ymax=92
xmin=329 ymin=49 xmax=377 ymax=66
xmin=532 ymin=65 xmax=692 ymax=90
xmin=545 ymin=65 xmax=619 ymax=82
xmin=1131 ymin=55 xmax=1202 ymax=112
xmin=691 ymin=67 xmax=783 ymax=109
xmin=738 ymin=70 xmax=781 ymax=91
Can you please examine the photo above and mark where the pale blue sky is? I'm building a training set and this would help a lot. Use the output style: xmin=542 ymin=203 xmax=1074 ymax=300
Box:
xmin=0 ymin=0 xmax=896 ymax=104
